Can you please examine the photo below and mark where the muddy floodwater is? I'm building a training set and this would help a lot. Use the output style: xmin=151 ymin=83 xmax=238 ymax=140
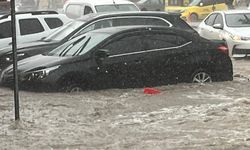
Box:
xmin=0 ymin=59 xmax=250 ymax=149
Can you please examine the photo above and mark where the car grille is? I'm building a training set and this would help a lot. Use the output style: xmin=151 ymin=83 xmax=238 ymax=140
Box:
xmin=233 ymin=48 xmax=250 ymax=55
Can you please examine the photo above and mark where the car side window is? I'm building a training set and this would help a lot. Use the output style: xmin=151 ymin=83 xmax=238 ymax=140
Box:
xmin=151 ymin=0 xmax=161 ymax=4
xmin=80 ymin=20 xmax=112 ymax=34
xmin=102 ymin=34 xmax=143 ymax=55
xmin=205 ymin=14 xmax=217 ymax=26
xmin=78 ymin=17 xmax=170 ymax=36
xmin=0 ymin=21 xmax=11 ymax=39
xmin=216 ymin=0 xmax=225 ymax=4
xmin=143 ymin=33 xmax=180 ymax=50
xmin=84 ymin=6 xmax=93 ymax=15
xmin=44 ymin=18 xmax=63 ymax=29
xmin=19 ymin=18 xmax=44 ymax=35
xmin=213 ymin=14 xmax=223 ymax=26
xmin=202 ymin=0 xmax=215 ymax=6
xmin=112 ymin=17 xmax=170 ymax=26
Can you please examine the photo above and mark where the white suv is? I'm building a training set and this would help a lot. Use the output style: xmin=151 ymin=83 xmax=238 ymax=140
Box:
xmin=0 ymin=11 xmax=71 ymax=49
xmin=63 ymin=0 xmax=140 ymax=19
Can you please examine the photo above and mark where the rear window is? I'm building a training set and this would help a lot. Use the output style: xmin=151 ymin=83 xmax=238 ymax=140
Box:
xmin=19 ymin=18 xmax=44 ymax=35
xmin=44 ymin=18 xmax=63 ymax=29
xmin=95 ymin=4 xmax=139 ymax=12
xmin=66 ymin=4 xmax=82 ymax=18
xmin=173 ymin=17 xmax=195 ymax=31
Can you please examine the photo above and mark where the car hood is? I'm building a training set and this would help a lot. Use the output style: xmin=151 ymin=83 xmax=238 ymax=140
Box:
xmin=229 ymin=27 xmax=250 ymax=37
xmin=0 ymin=41 xmax=58 ymax=56
xmin=17 ymin=40 xmax=56 ymax=50
xmin=16 ymin=54 xmax=67 ymax=73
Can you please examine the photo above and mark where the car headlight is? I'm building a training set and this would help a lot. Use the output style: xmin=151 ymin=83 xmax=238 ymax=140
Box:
xmin=23 ymin=65 xmax=60 ymax=81
xmin=230 ymin=34 xmax=250 ymax=41
xmin=5 ymin=53 xmax=26 ymax=62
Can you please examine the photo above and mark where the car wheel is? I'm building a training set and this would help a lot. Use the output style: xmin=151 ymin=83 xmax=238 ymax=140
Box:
xmin=191 ymin=70 xmax=212 ymax=83
xmin=189 ymin=13 xmax=198 ymax=22
xmin=64 ymin=84 xmax=83 ymax=93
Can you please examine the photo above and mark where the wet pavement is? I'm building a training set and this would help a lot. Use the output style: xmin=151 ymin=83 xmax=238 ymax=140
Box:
xmin=0 ymin=58 xmax=250 ymax=149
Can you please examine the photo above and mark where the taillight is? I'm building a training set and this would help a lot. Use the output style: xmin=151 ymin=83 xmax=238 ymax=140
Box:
xmin=217 ymin=45 xmax=229 ymax=55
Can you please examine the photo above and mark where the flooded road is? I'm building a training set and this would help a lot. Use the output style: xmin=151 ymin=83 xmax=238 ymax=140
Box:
xmin=0 ymin=59 xmax=250 ymax=149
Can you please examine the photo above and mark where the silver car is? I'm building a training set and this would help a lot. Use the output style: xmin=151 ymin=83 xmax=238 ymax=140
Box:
xmin=198 ymin=10 xmax=250 ymax=57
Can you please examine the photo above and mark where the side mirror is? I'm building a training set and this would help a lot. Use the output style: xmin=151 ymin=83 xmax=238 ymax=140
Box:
xmin=95 ymin=49 xmax=110 ymax=60
xmin=199 ymin=2 xmax=203 ymax=7
xmin=213 ymin=23 xmax=223 ymax=30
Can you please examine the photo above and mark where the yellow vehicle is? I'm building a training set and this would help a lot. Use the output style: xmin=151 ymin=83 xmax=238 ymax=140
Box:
xmin=166 ymin=0 xmax=229 ymax=21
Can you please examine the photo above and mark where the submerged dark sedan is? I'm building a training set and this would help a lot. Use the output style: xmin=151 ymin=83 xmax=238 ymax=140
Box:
xmin=0 ymin=11 xmax=196 ymax=72
xmin=0 ymin=26 xmax=233 ymax=92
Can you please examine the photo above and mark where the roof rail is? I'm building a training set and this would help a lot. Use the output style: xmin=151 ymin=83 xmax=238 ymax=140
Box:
xmin=0 ymin=10 xmax=58 ymax=20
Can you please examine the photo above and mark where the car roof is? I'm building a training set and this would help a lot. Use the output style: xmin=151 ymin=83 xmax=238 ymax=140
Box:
xmin=78 ymin=11 xmax=181 ymax=22
xmin=0 ymin=11 xmax=61 ymax=20
xmin=66 ymin=0 xmax=135 ymax=5
xmin=213 ymin=10 xmax=250 ymax=15
xmin=90 ymin=25 xmax=181 ymax=35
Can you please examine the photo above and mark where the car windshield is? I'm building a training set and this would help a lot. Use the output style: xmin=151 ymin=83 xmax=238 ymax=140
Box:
xmin=188 ymin=0 xmax=200 ymax=6
xmin=95 ymin=4 xmax=139 ymax=12
xmin=225 ymin=13 xmax=250 ymax=27
xmin=43 ymin=20 xmax=83 ymax=42
xmin=48 ymin=32 xmax=110 ymax=57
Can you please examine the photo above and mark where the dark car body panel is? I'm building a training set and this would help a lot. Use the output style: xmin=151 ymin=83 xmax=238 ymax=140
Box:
xmin=0 ymin=26 xmax=233 ymax=91
xmin=0 ymin=11 xmax=196 ymax=72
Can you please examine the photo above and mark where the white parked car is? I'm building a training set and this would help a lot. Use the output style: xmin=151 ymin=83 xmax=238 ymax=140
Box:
xmin=198 ymin=10 xmax=250 ymax=57
xmin=0 ymin=11 xmax=71 ymax=50
xmin=63 ymin=0 xmax=140 ymax=19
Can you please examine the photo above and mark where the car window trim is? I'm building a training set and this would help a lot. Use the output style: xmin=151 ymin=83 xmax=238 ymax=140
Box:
xmin=70 ymin=16 xmax=173 ymax=40
xmin=109 ymin=41 xmax=192 ymax=58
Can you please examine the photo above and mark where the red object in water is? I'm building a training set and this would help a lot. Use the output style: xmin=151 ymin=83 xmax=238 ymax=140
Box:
xmin=144 ymin=87 xmax=160 ymax=95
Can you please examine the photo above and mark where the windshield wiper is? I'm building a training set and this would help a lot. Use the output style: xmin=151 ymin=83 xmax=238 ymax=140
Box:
xmin=243 ymin=14 xmax=250 ymax=24
xmin=59 ymin=36 xmax=86 ymax=57
xmin=73 ymin=37 xmax=91 ymax=56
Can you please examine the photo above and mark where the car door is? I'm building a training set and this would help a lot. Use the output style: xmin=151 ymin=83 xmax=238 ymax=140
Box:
xmin=199 ymin=13 xmax=217 ymax=39
xmin=215 ymin=0 xmax=228 ymax=11
xmin=141 ymin=30 xmax=194 ymax=85
xmin=93 ymin=32 xmax=146 ymax=87
xmin=209 ymin=13 xmax=224 ymax=40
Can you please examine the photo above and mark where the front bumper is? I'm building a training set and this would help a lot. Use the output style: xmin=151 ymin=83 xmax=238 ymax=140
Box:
xmin=0 ymin=73 xmax=58 ymax=92
xmin=232 ymin=43 xmax=250 ymax=56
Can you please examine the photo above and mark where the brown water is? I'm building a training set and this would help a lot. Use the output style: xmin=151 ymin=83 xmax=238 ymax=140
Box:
xmin=0 ymin=59 xmax=250 ymax=149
